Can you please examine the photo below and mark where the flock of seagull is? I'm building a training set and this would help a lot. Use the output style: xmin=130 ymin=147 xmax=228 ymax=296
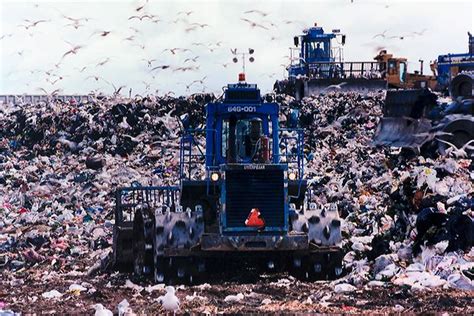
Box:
xmin=1 ymin=1 xmax=426 ymax=96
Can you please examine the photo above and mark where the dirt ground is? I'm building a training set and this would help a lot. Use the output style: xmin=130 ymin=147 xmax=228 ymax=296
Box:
xmin=2 ymin=266 xmax=473 ymax=314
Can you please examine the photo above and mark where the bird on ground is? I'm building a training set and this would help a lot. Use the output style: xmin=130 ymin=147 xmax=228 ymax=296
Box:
xmin=158 ymin=286 xmax=180 ymax=312
xmin=241 ymin=18 xmax=269 ymax=30
xmin=243 ymin=9 xmax=269 ymax=17
xmin=92 ymin=304 xmax=113 ymax=316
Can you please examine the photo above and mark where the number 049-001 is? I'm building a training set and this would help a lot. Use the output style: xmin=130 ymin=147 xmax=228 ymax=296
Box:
xmin=227 ymin=106 xmax=257 ymax=112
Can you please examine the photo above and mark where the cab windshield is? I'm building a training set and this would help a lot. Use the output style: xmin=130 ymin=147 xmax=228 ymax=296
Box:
xmin=222 ymin=117 xmax=266 ymax=163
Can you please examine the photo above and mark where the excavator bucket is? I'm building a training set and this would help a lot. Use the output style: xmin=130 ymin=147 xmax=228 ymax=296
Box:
xmin=373 ymin=89 xmax=438 ymax=149
xmin=373 ymin=117 xmax=433 ymax=148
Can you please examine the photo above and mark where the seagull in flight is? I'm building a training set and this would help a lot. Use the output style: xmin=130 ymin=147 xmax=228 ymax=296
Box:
xmin=411 ymin=28 xmax=428 ymax=36
xmin=128 ymin=14 xmax=154 ymax=21
xmin=61 ymin=41 xmax=84 ymax=60
xmin=96 ymin=58 xmax=111 ymax=67
xmin=373 ymin=30 xmax=388 ymax=39
xmin=184 ymin=56 xmax=199 ymax=63
xmin=243 ymin=9 xmax=269 ymax=17
xmin=141 ymin=58 xmax=157 ymax=67
xmin=177 ymin=11 xmax=193 ymax=16
xmin=18 ymin=19 xmax=50 ymax=30
xmin=241 ymin=18 xmax=269 ymax=30
xmin=90 ymin=30 xmax=111 ymax=38
xmin=151 ymin=65 xmax=171 ymax=71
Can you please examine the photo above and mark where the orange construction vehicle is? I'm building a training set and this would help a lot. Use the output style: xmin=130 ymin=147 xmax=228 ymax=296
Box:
xmin=374 ymin=50 xmax=437 ymax=90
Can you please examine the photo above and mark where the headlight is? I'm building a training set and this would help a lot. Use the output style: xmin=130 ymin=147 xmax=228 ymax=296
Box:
xmin=210 ymin=172 xmax=220 ymax=182
xmin=288 ymin=172 xmax=297 ymax=181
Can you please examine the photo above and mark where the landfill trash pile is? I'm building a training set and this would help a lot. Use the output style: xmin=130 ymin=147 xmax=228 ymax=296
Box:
xmin=0 ymin=91 xmax=472 ymax=314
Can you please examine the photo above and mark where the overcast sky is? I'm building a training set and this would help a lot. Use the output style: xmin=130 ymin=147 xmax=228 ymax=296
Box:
xmin=0 ymin=0 xmax=473 ymax=96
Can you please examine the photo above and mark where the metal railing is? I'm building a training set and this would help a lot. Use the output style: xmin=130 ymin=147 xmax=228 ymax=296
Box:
xmin=179 ymin=129 xmax=207 ymax=180
xmin=279 ymin=128 xmax=305 ymax=178
xmin=0 ymin=95 xmax=93 ymax=105
xmin=308 ymin=62 xmax=383 ymax=79
xmin=115 ymin=186 xmax=180 ymax=224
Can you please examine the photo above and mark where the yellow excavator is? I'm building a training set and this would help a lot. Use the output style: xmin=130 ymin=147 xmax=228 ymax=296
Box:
xmin=374 ymin=50 xmax=438 ymax=90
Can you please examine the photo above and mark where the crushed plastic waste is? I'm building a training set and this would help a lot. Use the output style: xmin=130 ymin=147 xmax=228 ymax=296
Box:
xmin=117 ymin=299 xmax=133 ymax=316
xmin=224 ymin=293 xmax=245 ymax=303
xmin=334 ymin=283 xmax=357 ymax=293
xmin=41 ymin=290 xmax=63 ymax=299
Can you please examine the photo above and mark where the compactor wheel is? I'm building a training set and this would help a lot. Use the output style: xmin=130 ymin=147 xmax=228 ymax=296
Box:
xmin=155 ymin=256 xmax=207 ymax=285
xmin=133 ymin=208 xmax=155 ymax=277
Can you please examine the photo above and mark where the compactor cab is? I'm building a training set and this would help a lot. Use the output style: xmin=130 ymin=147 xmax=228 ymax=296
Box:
xmin=113 ymin=75 xmax=344 ymax=284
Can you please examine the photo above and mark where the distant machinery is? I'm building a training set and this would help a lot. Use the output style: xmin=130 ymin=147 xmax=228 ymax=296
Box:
xmin=274 ymin=23 xmax=386 ymax=99
xmin=435 ymin=32 xmax=474 ymax=91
